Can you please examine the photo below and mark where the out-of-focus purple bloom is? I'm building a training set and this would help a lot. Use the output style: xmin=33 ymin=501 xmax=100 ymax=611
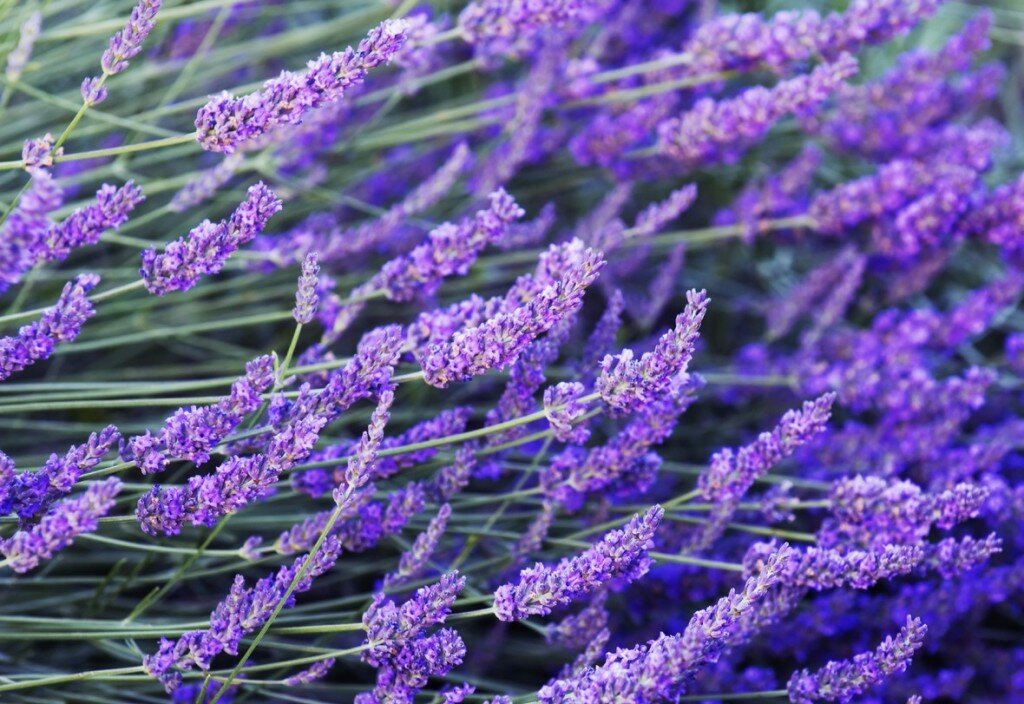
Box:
xmin=787 ymin=616 xmax=927 ymax=703
xmin=1 ymin=478 xmax=122 ymax=573
xmin=809 ymin=121 xmax=1004 ymax=238
xmin=473 ymin=46 xmax=560 ymax=195
xmin=283 ymin=658 xmax=335 ymax=686
xmin=421 ymin=239 xmax=604 ymax=388
xmin=123 ymin=354 xmax=276 ymax=474
xmin=383 ymin=503 xmax=451 ymax=589
xmin=540 ymin=544 xmax=792 ymax=702
xmin=819 ymin=12 xmax=998 ymax=158
xmin=6 ymin=425 xmax=120 ymax=523
xmin=293 ymin=252 xmax=320 ymax=324
xmin=580 ymin=289 xmax=624 ymax=376
xmin=80 ymin=77 xmax=108 ymax=105
xmin=715 ymin=146 xmax=821 ymax=243
xmin=548 ymin=592 xmax=609 ymax=649
xmin=144 ymin=535 xmax=342 ymax=692
xmin=494 ymin=506 xmax=662 ymax=621
xmin=5 ymin=11 xmax=41 ymax=83
xmin=428 ymin=445 xmax=477 ymax=503
xmin=168 ymin=152 xmax=244 ymax=212
xmin=257 ymin=142 xmax=472 ymax=268
xmin=0 ymin=274 xmax=100 ymax=382
xmin=0 ymin=169 xmax=63 ymax=292
xmin=1006 ymin=333 xmax=1024 ymax=374
xmin=140 ymin=182 xmax=281 ymax=295
xmin=657 ymin=57 xmax=857 ymax=170
xmin=678 ymin=1 xmax=940 ymax=76
xmin=195 ymin=20 xmax=407 ymax=153
xmin=631 ymin=184 xmax=698 ymax=238
xmin=596 ymin=288 xmax=708 ymax=414
xmin=374 ymin=189 xmax=523 ymax=301
xmin=458 ymin=0 xmax=613 ymax=60
xmin=766 ymin=246 xmax=861 ymax=340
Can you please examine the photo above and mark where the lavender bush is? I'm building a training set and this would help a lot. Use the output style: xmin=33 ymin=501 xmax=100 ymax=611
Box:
xmin=0 ymin=1 xmax=1021 ymax=702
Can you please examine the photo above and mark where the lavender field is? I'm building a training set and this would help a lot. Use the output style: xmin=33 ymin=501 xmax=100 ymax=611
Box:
xmin=0 ymin=1 xmax=1022 ymax=702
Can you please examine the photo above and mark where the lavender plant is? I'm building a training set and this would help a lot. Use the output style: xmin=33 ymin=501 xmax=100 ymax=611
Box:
xmin=0 ymin=1 xmax=1022 ymax=703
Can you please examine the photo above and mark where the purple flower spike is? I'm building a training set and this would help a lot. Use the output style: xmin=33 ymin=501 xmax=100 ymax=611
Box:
xmin=101 ymin=0 xmax=162 ymax=75
xmin=144 ymin=535 xmax=342 ymax=692
xmin=541 ymin=544 xmax=793 ymax=702
xmin=0 ymin=179 xmax=142 ymax=289
xmin=375 ymin=189 xmax=524 ymax=301
xmin=0 ymin=273 xmax=100 ymax=382
xmin=657 ymin=56 xmax=858 ymax=171
xmin=7 ymin=425 xmax=120 ymax=523
xmin=123 ymin=354 xmax=276 ymax=475
xmin=195 ymin=20 xmax=408 ymax=153
xmin=544 ymin=381 xmax=591 ymax=443
xmin=360 ymin=572 xmax=467 ymax=702
xmin=1 ymin=478 xmax=122 ymax=573
xmin=421 ymin=239 xmax=605 ymax=388
xmin=596 ymin=288 xmax=709 ymax=414
xmin=787 ymin=616 xmax=927 ymax=703
xmin=494 ymin=506 xmax=663 ymax=621
xmin=140 ymin=182 xmax=281 ymax=295
xmin=283 ymin=658 xmax=335 ymax=687
xmin=699 ymin=393 xmax=836 ymax=504
xmin=293 ymin=252 xmax=320 ymax=324
xmin=630 ymin=184 xmax=699 ymax=238
xmin=383 ymin=503 xmax=452 ymax=589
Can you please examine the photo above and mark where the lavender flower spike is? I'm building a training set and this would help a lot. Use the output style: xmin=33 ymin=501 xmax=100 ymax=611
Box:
xmin=544 ymin=381 xmax=591 ymax=443
xmin=140 ymin=182 xmax=281 ymax=295
xmin=21 ymin=180 xmax=144 ymax=278
xmin=540 ymin=544 xmax=793 ymax=702
xmin=657 ymin=56 xmax=858 ymax=170
xmin=7 ymin=425 xmax=121 ymax=523
xmin=195 ymin=20 xmax=408 ymax=153
xmin=699 ymin=393 xmax=836 ymax=504
xmin=383 ymin=503 xmax=452 ymax=589
xmin=0 ymin=274 xmax=100 ymax=382
xmin=494 ymin=506 xmax=663 ymax=621
xmin=100 ymin=0 xmax=162 ymax=75
xmin=293 ymin=252 xmax=320 ymax=325
xmin=375 ymin=189 xmax=524 ymax=301
xmin=787 ymin=616 xmax=927 ymax=703
xmin=1 ymin=478 xmax=122 ymax=573
xmin=422 ymin=239 xmax=605 ymax=388
xmin=596 ymin=289 xmax=709 ymax=414
xmin=123 ymin=354 xmax=276 ymax=474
